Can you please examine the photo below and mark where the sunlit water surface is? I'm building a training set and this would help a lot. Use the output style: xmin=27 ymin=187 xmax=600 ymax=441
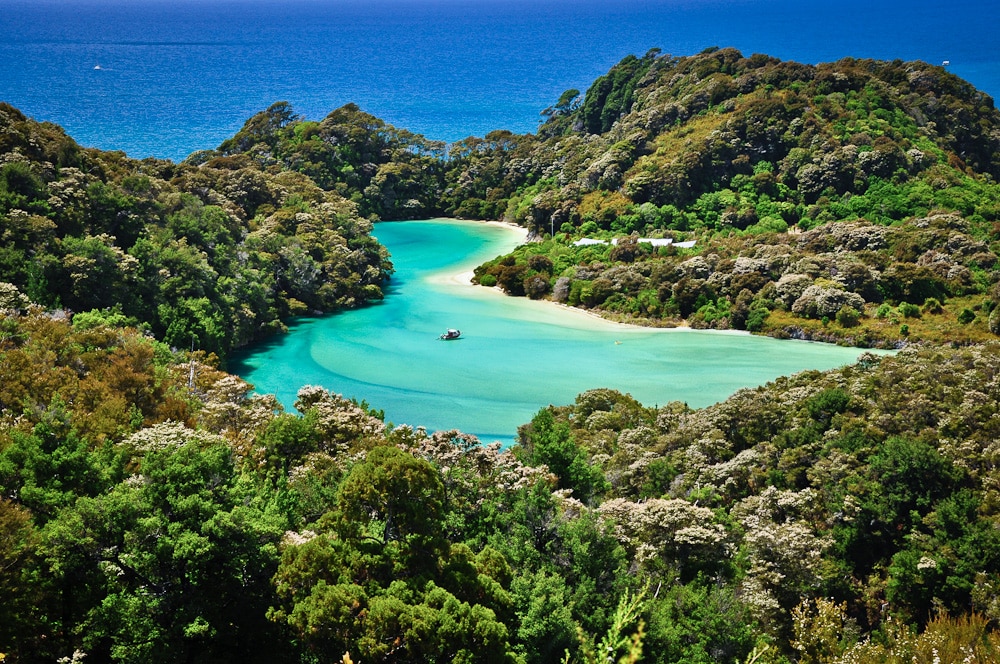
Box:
xmin=1 ymin=0 xmax=997 ymax=161
xmin=232 ymin=219 xmax=887 ymax=444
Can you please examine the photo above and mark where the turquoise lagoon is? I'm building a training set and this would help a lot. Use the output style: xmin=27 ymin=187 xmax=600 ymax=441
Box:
xmin=232 ymin=219 xmax=886 ymax=445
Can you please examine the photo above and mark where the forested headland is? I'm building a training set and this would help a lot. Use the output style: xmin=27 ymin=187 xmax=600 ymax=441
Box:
xmin=4 ymin=48 xmax=1000 ymax=663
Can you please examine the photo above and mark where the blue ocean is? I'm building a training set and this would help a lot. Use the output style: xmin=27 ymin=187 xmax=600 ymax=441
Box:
xmin=2 ymin=0 xmax=998 ymax=162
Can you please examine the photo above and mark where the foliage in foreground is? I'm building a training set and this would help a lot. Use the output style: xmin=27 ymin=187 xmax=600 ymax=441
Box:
xmin=3 ymin=310 xmax=1000 ymax=663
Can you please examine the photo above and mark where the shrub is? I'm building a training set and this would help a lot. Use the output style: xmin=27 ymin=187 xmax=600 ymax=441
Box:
xmin=552 ymin=276 xmax=571 ymax=303
xmin=524 ymin=274 xmax=551 ymax=299
xmin=922 ymin=297 xmax=943 ymax=314
xmin=774 ymin=273 xmax=813 ymax=309
xmin=792 ymin=285 xmax=866 ymax=319
xmin=898 ymin=302 xmax=921 ymax=318
xmin=495 ymin=263 xmax=527 ymax=295
xmin=957 ymin=308 xmax=976 ymax=324
xmin=479 ymin=274 xmax=497 ymax=288
xmin=746 ymin=307 xmax=769 ymax=332
xmin=527 ymin=254 xmax=554 ymax=273
xmin=836 ymin=306 xmax=861 ymax=328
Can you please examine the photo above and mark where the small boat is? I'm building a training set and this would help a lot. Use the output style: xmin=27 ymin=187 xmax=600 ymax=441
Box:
xmin=94 ymin=64 xmax=102 ymax=70
xmin=439 ymin=328 xmax=461 ymax=340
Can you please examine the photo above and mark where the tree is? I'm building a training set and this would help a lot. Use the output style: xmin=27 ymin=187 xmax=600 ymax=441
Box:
xmin=58 ymin=234 xmax=137 ymax=312
xmin=519 ymin=408 xmax=607 ymax=504
xmin=0 ymin=423 xmax=107 ymax=523
xmin=512 ymin=571 xmax=577 ymax=663
xmin=335 ymin=445 xmax=447 ymax=576
xmin=41 ymin=439 xmax=287 ymax=663
xmin=271 ymin=446 xmax=520 ymax=663
xmin=580 ymin=53 xmax=657 ymax=134
xmin=642 ymin=582 xmax=755 ymax=664
xmin=0 ymin=498 xmax=42 ymax=659
xmin=218 ymin=101 xmax=300 ymax=153
xmin=840 ymin=437 xmax=961 ymax=578
xmin=159 ymin=296 xmax=228 ymax=356
xmin=547 ymin=89 xmax=581 ymax=117
xmin=0 ymin=161 xmax=48 ymax=214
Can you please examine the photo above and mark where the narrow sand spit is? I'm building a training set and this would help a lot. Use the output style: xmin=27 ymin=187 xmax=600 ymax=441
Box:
xmin=434 ymin=221 xmax=696 ymax=333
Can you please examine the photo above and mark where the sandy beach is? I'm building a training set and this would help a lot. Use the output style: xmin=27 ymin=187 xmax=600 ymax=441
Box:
xmin=239 ymin=217 xmax=879 ymax=446
xmin=432 ymin=219 xmax=696 ymax=333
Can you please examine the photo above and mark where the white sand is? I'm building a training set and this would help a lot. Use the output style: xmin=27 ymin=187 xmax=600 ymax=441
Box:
xmin=433 ymin=221 xmax=694 ymax=333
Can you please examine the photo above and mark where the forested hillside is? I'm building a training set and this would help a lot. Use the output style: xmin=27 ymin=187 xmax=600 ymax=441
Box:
xmin=196 ymin=101 xmax=448 ymax=221
xmin=452 ymin=47 xmax=1000 ymax=229
xmin=0 ymin=102 xmax=391 ymax=356
xmin=460 ymin=48 xmax=1000 ymax=346
xmin=2 ymin=311 xmax=1000 ymax=663
xmin=5 ymin=49 xmax=1000 ymax=663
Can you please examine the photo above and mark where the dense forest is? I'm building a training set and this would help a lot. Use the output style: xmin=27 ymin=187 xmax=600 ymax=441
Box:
xmin=0 ymin=101 xmax=392 ymax=357
xmin=465 ymin=48 xmax=1000 ymax=348
xmin=191 ymin=49 xmax=1000 ymax=348
xmin=4 ymin=48 xmax=1000 ymax=663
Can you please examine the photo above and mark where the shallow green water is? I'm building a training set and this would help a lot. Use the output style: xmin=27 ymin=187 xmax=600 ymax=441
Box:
xmin=232 ymin=219 xmax=884 ymax=444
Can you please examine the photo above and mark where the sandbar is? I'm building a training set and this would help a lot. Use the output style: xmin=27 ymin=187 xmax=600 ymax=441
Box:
xmin=431 ymin=220 xmax=701 ymax=334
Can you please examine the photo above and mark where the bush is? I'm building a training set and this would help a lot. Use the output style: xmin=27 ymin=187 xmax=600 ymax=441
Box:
xmin=958 ymin=308 xmax=976 ymax=324
xmin=524 ymin=274 xmax=551 ymax=299
xmin=898 ymin=302 xmax=922 ymax=319
xmin=746 ymin=307 xmax=769 ymax=332
xmin=479 ymin=274 xmax=497 ymax=288
xmin=922 ymin=297 xmax=944 ymax=314
xmin=527 ymin=254 xmax=554 ymax=273
xmin=791 ymin=285 xmax=866 ymax=319
xmin=836 ymin=306 xmax=861 ymax=328
xmin=495 ymin=263 xmax=528 ymax=295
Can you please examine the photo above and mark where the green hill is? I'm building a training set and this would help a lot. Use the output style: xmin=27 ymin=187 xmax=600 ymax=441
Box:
xmin=452 ymin=47 xmax=1000 ymax=230
xmin=459 ymin=48 xmax=1000 ymax=346
xmin=0 ymin=102 xmax=391 ymax=356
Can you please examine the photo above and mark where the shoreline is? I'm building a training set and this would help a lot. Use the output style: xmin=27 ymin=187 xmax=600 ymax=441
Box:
xmin=429 ymin=218 xmax=885 ymax=344
xmin=479 ymin=218 xmax=530 ymax=236
xmin=429 ymin=217 xmax=525 ymax=289
xmin=438 ymin=219 xmax=695 ymax=333
xmin=418 ymin=218 xmax=906 ymax=350
xmin=448 ymin=220 xmax=903 ymax=348
xmin=431 ymin=219 xmax=892 ymax=344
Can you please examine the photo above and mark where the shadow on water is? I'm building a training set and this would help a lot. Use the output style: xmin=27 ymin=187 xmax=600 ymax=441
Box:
xmin=226 ymin=316 xmax=321 ymax=375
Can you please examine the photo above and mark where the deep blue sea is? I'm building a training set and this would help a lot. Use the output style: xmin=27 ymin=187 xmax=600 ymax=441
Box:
xmin=2 ymin=0 xmax=998 ymax=162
